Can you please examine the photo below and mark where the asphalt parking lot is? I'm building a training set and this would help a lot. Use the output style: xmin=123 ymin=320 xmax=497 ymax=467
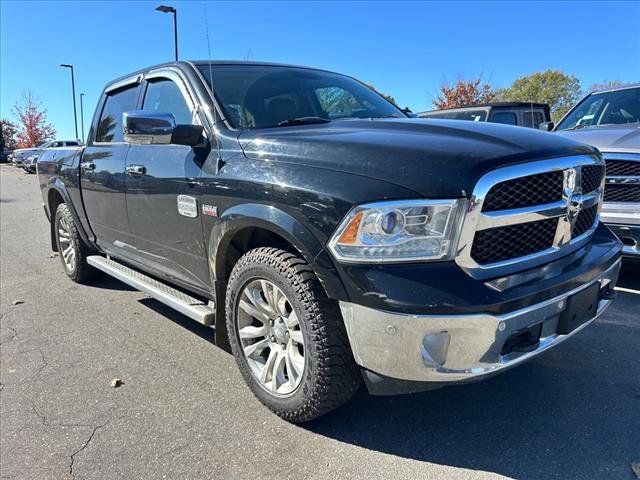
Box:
xmin=1 ymin=163 xmax=638 ymax=480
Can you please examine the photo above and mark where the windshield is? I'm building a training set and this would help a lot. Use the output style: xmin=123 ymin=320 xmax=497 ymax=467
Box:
xmin=556 ymin=87 xmax=640 ymax=130
xmin=197 ymin=64 xmax=404 ymax=129
xmin=36 ymin=141 xmax=51 ymax=148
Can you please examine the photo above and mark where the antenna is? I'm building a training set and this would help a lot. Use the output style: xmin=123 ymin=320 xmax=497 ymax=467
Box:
xmin=202 ymin=1 xmax=223 ymax=172
xmin=202 ymin=1 xmax=214 ymax=96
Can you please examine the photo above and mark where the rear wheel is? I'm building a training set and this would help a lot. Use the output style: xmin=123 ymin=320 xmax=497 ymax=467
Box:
xmin=54 ymin=203 xmax=95 ymax=283
xmin=226 ymin=247 xmax=361 ymax=423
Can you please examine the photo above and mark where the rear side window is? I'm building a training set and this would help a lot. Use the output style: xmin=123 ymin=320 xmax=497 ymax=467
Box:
xmin=143 ymin=79 xmax=193 ymax=125
xmin=522 ymin=111 xmax=545 ymax=128
xmin=491 ymin=111 xmax=517 ymax=125
xmin=96 ymin=85 xmax=139 ymax=143
xmin=65 ymin=141 xmax=79 ymax=146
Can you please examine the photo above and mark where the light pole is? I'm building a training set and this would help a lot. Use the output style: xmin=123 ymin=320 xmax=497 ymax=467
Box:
xmin=155 ymin=5 xmax=178 ymax=61
xmin=60 ymin=64 xmax=78 ymax=140
xmin=79 ymin=93 xmax=85 ymax=142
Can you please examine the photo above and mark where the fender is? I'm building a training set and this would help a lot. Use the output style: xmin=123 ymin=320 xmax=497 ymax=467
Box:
xmin=208 ymin=203 xmax=348 ymax=301
xmin=206 ymin=203 xmax=348 ymax=350
xmin=46 ymin=178 xmax=94 ymax=251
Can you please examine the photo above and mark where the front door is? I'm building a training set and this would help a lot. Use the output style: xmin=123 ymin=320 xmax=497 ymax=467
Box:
xmin=80 ymin=82 xmax=140 ymax=257
xmin=125 ymin=73 xmax=210 ymax=291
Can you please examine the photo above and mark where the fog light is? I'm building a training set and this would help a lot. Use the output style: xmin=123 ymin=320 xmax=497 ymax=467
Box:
xmin=421 ymin=332 xmax=450 ymax=367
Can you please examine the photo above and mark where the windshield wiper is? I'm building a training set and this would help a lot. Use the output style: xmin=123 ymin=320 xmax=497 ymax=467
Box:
xmin=277 ymin=117 xmax=331 ymax=127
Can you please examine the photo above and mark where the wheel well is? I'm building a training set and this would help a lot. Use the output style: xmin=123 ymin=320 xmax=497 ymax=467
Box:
xmin=48 ymin=189 xmax=65 ymax=252
xmin=214 ymin=227 xmax=303 ymax=350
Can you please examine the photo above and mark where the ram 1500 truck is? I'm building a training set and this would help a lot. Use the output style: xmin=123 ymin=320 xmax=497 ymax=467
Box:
xmin=555 ymin=84 xmax=640 ymax=258
xmin=37 ymin=61 xmax=622 ymax=422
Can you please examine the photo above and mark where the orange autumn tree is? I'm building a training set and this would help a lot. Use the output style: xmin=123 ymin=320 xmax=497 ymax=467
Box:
xmin=434 ymin=78 xmax=497 ymax=109
xmin=12 ymin=90 xmax=56 ymax=148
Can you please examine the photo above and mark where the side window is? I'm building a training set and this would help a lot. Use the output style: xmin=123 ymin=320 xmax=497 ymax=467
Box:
xmin=96 ymin=85 xmax=139 ymax=143
xmin=51 ymin=141 xmax=63 ymax=148
xmin=143 ymin=79 xmax=193 ymax=125
xmin=65 ymin=141 xmax=79 ymax=146
xmin=491 ymin=111 xmax=517 ymax=125
xmin=522 ymin=111 xmax=544 ymax=128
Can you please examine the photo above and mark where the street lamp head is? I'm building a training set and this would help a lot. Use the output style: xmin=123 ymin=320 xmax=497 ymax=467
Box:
xmin=155 ymin=5 xmax=175 ymax=14
xmin=60 ymin=64 xmax=73 ymax=68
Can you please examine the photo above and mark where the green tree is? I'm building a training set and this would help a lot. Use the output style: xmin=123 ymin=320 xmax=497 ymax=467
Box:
xmin=1 ymin=119 xmax=20 ymax=150
xmin=499 ymin=70 xmax=581 ymax=122
xmin=587 ymin=80 xmax=634 ymax=93
xmin=366 ymin=83 xmax=397 ymax=106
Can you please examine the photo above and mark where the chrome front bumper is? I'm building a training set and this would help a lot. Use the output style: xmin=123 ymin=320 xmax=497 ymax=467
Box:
xmin=340 ymin=259 xmax=621 ymax=383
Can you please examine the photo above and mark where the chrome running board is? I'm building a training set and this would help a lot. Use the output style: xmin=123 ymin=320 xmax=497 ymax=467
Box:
xmin=87 ymin=255 xmax=215 ymax=325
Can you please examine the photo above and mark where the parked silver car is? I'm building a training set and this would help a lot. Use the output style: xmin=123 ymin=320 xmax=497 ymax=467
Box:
xmin=10 ymin=139 xmax=82 ymax=167
xmin=555 ymin=84 xmax=640 ymax=258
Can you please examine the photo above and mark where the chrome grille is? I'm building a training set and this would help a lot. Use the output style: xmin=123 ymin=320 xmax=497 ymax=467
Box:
xmin=470 ymin=218 xmax=558 ymax=264
xmin=604 ymin=184 xmax=640 ymax=202
xmin=603 ymin=154 xmax=640 ymax=204
xmin=456 ymin=155 xmax=603 ymax=272
xmin=483 ymin=171 xmax=563 ymax=211
xmin=581 ymin=165 xmax=605 ymax=194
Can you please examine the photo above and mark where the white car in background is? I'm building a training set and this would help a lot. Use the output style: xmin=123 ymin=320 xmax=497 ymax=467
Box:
xmin=10 ymin=139 xmax=82 ymax=171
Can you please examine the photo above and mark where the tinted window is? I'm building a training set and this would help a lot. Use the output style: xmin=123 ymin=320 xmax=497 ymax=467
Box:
xmin=491 ymin=111 xmax=517 ymax=125
xmin=143 ymin=79 xmax=193 ymax=125
xmin=65 ymin=141 xmax=79 ymax=146
xmin=423 ymin=110 xmax=487 ymax=121
xmin=95 ymin=86 xmax=139 ymax=143
xmin=556 ymin=87 xmax=640 ymax=130
xmin=522 ymin=110 xmax=544 ymax=128
xmin=197 ymin=65 xmax=403 ymax=129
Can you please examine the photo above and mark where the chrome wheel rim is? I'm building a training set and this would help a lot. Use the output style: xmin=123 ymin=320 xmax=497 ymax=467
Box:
xmin=57 ymin=217 xmax=76 ymax=272
xmin=237 ymin=279 xmax=305 ymax=396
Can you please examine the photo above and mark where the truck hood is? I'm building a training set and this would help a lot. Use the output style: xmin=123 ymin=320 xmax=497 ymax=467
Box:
xmin=555 ymin=124 xmax=640 ymax=154
xmin=238 ymin=118 xmax=596 ymax=197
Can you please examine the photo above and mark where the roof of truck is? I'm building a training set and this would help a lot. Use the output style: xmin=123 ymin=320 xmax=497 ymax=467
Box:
xmin=104 ymin=60 xmax=341 ymax=91
xmin=420 ymin=102 xmax=549 ymax=114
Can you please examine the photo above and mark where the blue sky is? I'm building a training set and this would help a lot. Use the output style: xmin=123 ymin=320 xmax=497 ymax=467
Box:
xmin=1 ymin=0 xmax=639 ymax=140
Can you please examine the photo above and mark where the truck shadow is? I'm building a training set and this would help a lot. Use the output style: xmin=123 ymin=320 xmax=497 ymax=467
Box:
xmin=304 ymin=293 xmax=639 ymax=480
xmin=137 ymin=297 xmax=216 ymax=345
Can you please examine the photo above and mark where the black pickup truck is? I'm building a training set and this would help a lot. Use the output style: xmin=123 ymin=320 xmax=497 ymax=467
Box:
xmin=37 ymin=61 xmax=622 ymax=422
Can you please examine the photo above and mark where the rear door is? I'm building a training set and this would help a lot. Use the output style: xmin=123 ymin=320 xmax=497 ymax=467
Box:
xmin=124 ymin=69 xmax=210 ymax=290
xmin=80 ymin=80 xmax=141 ymax=256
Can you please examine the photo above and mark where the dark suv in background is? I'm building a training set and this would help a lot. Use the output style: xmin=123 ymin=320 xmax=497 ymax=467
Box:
xmin=419 ymin=102 xmax=552 ymax=129
xmin=556 ymin=84 xmax=640 ymax=258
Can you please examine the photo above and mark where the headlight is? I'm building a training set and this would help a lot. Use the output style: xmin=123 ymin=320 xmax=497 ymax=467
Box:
xmin=328 ymin=199 xmax=466 ymax=263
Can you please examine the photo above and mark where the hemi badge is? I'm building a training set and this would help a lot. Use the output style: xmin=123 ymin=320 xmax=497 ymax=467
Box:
xmin=202 ymin=204 xmax=218 ymax=217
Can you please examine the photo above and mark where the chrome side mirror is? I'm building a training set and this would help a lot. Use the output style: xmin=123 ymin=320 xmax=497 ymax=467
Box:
xmin=538 ymin=121 xmax=554 ymax=132
xmin=123 ymin=111 xmax=205 ymax=147
xmin=123 ymin=111 xmax=176 ymax=145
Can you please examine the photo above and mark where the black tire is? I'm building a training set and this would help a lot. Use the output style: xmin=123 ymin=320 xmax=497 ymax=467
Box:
xmin=226 ymin=247 xmax=361 ymax=423
xmin=54 ymin=203 xmax=95 ymax=283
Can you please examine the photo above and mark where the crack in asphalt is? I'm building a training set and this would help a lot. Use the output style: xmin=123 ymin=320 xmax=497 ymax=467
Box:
xmin=0 ymin=325 xmax=17 ymax=346
xmin=68 ymin=420 xmax=110 ymax=479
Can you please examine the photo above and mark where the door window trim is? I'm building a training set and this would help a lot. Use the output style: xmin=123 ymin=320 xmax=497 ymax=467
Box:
xmin=91 ymin=76 xmax=143 ymax=146
xmin=142 ymin=68 xmax=206 ymax=131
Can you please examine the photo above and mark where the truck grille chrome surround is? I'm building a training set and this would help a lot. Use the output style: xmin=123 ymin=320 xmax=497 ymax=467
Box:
xmin=455 ymin=155 xmax=605 ymax=277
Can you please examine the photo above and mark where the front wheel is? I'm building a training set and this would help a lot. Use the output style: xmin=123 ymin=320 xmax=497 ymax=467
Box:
xmin=225 ymin=247 xmax=361 ymax=423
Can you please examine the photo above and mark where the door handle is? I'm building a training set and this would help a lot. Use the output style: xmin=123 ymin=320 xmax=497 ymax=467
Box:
xmin=80 ymin=161 xmax=95 ymax=170
xmin=126 ymin=164 xmax=146 ymax=175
